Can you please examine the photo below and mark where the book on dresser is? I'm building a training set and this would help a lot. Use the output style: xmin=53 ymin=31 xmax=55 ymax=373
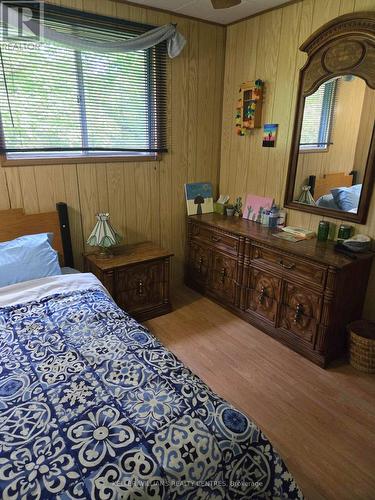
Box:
xmin=282 ymin=226 xmax=316 ymax=239
xmin=185 ymin=213 xmax=373 ymax=367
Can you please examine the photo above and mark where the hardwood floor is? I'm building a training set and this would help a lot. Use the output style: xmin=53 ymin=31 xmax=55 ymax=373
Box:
xmin=145 ymin=287 xmax=375 ymax=500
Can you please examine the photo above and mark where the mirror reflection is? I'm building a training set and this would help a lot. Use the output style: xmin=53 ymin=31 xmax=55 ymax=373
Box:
xmin=293 ymin=76 xmax=374 ymax=214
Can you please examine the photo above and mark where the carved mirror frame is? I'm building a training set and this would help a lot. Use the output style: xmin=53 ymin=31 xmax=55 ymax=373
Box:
xmin=285 ymin=11 xmax=375 ymax=224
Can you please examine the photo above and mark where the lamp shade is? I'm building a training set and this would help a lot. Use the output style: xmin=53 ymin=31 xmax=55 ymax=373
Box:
xmin=87 ymin=213 xmax=122 ymax=248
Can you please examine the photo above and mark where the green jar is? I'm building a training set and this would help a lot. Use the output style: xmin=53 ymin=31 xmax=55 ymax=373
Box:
xmin=318 ymin=221 xmax=330 ymax=241
xmin=338 ymin=224 xmax=353 ymax=242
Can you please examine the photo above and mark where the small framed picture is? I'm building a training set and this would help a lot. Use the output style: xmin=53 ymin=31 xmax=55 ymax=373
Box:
xmin=262 ymin=124 xmax=278 ymax=147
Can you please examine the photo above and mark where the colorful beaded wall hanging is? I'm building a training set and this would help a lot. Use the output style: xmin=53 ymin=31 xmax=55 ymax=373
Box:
xmin=235 ymin=79 xmax=264 ymax=136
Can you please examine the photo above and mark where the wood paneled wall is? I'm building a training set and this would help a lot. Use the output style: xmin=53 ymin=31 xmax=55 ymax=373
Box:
xmin=220 ymin=0 xmax=375 ymax=319
xmin=0 ymin=0 xmax=226 ymax=286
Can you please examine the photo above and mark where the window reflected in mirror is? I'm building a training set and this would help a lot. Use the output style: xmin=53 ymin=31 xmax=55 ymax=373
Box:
xmin=299 ymin=79 xmax=337 ymax=152
xmin=293 ymin=76 xmax=374 ymax=214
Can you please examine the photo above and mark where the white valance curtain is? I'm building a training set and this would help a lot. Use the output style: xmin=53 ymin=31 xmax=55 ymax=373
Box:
xmin=4 ymin=5 xmax=186 ymax=58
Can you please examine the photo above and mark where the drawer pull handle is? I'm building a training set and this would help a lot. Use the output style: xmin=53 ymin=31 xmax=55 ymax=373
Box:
xmin=211 ymin=236 xmax=221 ymax=242
xmin=258 ymin=286 xmax=266 ymax=304
xmin=138 ymin=280 xmax=144 ymax=296
xmin=220 ymin=267 xmax=226 ymax=283
xmin=279 ymin=259 xmax=295 ymax=270
xmin=294 ymin=303 xmax=303 ymax=323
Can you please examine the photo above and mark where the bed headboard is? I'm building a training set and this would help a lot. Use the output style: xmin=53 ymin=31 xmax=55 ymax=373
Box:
xmin=311 ymin=172 xmax=354 ymax=200
xmin=0 ymin=202 xmax=74 ymax=267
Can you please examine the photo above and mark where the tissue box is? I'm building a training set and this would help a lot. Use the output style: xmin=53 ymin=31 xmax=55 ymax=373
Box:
xmin=214 ymin=202 xmax=227 ymax=215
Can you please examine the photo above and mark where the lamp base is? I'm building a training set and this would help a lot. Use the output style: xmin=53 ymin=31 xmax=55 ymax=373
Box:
xmin=96 ymin=247 xmax=113 ymax=259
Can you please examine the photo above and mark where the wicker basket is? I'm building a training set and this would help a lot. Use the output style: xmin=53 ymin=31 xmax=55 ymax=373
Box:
xmin=348 ymin=320 xmax=375 ymax=373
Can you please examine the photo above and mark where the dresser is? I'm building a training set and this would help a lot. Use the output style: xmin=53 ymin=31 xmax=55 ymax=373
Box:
xmin=84 ymin=242 xmax=173 ymax=321
xmin=185 ymin=214 xmax=373 ymax=367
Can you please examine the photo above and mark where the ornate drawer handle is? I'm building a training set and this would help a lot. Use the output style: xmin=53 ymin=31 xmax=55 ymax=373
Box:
xmin=211 ymin=235 xmax=221 ymax=242
xmin=220 ymin=267 xmax=226 ymax=283
xmin=294 ymin=303 xmax=304 ymax=323
xmin=137 ymin=280 xmax=144 ymax=296
xmin=258 ymin=286 xmax=266 ymax=304
xmin=279 ymin=259 xmax=296 ymax=270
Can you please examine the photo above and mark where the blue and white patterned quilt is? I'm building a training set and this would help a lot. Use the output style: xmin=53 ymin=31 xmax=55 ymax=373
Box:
xmin=0 ymin=284 xmax=303 ymax=499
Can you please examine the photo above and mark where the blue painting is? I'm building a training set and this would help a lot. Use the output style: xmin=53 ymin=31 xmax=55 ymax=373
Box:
xmin=185 ymin=182 xmax=214 ymax=215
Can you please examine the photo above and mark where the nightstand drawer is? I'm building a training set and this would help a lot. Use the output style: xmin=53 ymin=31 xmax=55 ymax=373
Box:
xmin=117 ymin=282 xmax=164 ymax=313
xmin=115 ymin=261 xmax=165 ymax=315
xmin=115 ymin=261 xmax=164 ymax=291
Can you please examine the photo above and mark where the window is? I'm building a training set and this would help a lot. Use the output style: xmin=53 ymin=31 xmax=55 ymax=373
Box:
xmin=299 ymin=80 xmax=337 ymax=152
xmin=0 ymin=4 xmax=167 ymax=160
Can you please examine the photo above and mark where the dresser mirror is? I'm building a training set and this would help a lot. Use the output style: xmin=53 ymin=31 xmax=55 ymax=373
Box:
xmin=285 ymin=12 xmax=375 ymax=224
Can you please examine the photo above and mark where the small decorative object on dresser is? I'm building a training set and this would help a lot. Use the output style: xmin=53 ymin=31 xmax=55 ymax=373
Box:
xmin=225 ymin=204 xmax=235 ymax=216
xmin=84 ymin=241 xmax=173 ymax=321
xmin=213 ymin=194 xmax=230 ymax=215
xmin=243 ymin=194 xmax=273 ymax=222
xmin=185 ymin=213 xmax=373 ymax=367
xmin=234 ymin=196 xmax=243 ymax=216
xmin=87 ymin=213 xmax=121 ymax=259
xmin=343 ymin=234 xmax=371 ymax=253
xmin=317 ymin=221 xmax=330 ymax=242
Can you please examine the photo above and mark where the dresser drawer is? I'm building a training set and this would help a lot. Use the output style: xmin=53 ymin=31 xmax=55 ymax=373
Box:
xmin=191 ymin=223 xmax=239 ymax=256
xmin=210 ymin=272 xmax=236 ymax=304
xmin=248 ymin=268 xmax=281 ymax=300
xmin=245 ymin=269 xmax=281 ymax=325
xmin=251 ymin=244 xmax=327 ymax=288
xmin=278 ymin=283 xmax=323 ymax=345
xmin=187 ymin=241 xmax=211 ymax=286
xmin=279 ymin=305 xmax=318 ymax=345
xmin=212 ymin=251 xmax=237 ymax=280
xmin=282 ymin=283 xmax=322 ymax=320
xmin=210 ymin=252 xmax=237 ymax=304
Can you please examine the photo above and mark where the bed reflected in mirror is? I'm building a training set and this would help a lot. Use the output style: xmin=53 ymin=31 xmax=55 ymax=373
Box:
xmin=293 ymin=76 xmax=374 ymax=214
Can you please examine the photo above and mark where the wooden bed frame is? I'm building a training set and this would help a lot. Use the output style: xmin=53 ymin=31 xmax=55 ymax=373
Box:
xmin=0 ymin=202 xmax=74 ymax=267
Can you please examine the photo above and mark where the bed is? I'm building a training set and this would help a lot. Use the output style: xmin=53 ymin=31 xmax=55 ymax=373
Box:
xmin=0 ymin=204 xmax=303 ymax=499
xmin=311 ymin=172 xmax=362 ymax=213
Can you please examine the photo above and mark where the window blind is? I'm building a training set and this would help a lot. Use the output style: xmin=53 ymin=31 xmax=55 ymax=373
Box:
xmin=299 ymin=80 xmax=337 ymax=151
xmin=0 ymin=3 xmax=167 ymax=158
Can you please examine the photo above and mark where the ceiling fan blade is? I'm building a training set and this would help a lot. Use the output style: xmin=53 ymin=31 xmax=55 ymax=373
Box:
xmin=211 ymin=0 xmax=241 ymax=9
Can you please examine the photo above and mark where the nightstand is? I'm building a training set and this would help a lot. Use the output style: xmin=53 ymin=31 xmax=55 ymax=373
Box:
xmin=83 ymin=241 xmax=174 ymax=321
